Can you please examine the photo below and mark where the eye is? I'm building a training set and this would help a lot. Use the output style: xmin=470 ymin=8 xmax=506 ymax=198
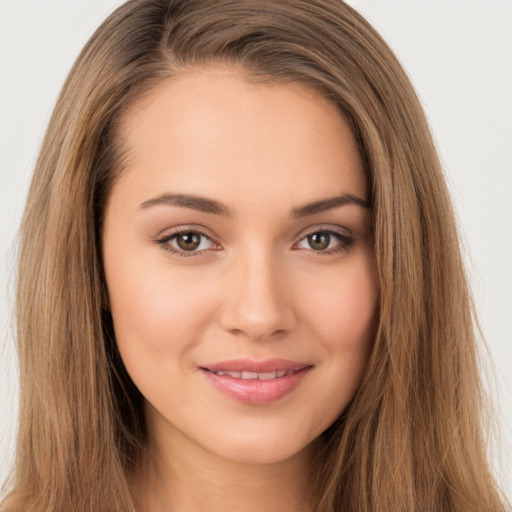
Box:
xmin=155 ymin=229 xmax=219 ymax=256
xmin=295 ymin=229 xmax=354 ymax=253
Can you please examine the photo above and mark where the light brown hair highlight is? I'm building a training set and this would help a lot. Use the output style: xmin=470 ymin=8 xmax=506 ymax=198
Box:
xmin=2 ymin=1 xmax=509 ymax=511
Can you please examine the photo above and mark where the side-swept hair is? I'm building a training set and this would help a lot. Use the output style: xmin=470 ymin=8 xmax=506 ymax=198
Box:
xmin=2 ymin=1 xmax=508 ymax=511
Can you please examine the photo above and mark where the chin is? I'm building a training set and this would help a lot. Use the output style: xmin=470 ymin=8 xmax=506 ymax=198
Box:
xmin=214 ymin=440 xmax=312 ymax=466
xmin=195 ymin=421 xmax=320 ymax=466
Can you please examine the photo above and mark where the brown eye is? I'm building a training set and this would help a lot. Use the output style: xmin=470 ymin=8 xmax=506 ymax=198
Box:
xmin=307 ymin=232 xmax=331 ymax=251
xmin=176 ymin=232 xmax=201 ymax=251
xmin=156 ymin=230 xmax=217 ymax=255
xmin=295 ymin=229 xmax=354 ymax=253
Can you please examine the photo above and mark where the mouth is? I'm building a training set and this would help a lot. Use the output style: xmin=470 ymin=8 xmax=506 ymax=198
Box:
xmin=206 ymin=369 xmax=297 ymax=380
xmin=199 ymin=359 xmax=313 ymax=405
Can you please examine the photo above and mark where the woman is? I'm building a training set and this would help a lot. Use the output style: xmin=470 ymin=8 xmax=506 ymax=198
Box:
xmin=1 ymin=0 xmax=509 ymax=511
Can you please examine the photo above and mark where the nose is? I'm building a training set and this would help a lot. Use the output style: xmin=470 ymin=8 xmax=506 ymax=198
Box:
xmin=219 ymin=248 xmax=298 ymax=341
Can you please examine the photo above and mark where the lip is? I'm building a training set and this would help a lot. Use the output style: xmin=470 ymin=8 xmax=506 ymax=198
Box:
xmin=199 ymin=359 xmax=313 ymax=405
xmin=202 ymin=358 xmax=310 ymax=373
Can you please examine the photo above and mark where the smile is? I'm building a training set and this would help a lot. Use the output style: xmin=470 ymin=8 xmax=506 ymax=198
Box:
xmin=209 ymin=369 xmax=294 ymax=379
xmin=199 ymin=359 xmax=313 ymax=405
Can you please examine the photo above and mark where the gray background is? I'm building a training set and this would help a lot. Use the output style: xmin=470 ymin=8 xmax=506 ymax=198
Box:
xmin=1 ymin=0 xmax=511 ymax=500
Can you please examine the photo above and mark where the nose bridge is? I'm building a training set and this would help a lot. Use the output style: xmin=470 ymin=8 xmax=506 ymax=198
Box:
xmin=219 ymin=242 xmax=297 ymax=340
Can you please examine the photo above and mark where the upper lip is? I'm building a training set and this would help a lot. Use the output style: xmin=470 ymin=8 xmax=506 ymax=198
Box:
xmin=200 ymin=358 xmax=311 ymax=373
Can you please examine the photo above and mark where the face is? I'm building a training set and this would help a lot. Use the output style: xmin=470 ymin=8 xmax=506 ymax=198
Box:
xmin=102 ymin=67 xmax=377 ymax=466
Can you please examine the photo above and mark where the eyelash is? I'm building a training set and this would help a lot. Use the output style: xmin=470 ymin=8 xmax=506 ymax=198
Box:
xmin=294 ymin=227 xmax=355 ymax=255
xmin=154 ymin=226 xmax=355 ymax=258
xmin=155 ymin=227 xmax=220 ymax=258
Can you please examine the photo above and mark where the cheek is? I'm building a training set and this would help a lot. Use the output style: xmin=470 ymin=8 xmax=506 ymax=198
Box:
xmin=303 ymin=254 xmax=378 ymax=352
xmin=301 ymin=252 xmax=377 ymax=405
xmin=104 ymin=249 xmax=219 ymax=374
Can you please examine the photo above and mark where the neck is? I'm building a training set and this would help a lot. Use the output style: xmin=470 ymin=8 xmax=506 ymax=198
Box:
xmin=133 ymin=415 xmax=316 ymax=512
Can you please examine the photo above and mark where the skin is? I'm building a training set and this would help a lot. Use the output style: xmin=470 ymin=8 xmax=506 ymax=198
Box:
xmin=102 ymin=66 xmax=378 ymax=512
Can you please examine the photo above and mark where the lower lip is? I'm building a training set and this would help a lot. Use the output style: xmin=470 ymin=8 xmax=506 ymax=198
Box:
xmin=201 ymin=367 xmax=312 ymax=405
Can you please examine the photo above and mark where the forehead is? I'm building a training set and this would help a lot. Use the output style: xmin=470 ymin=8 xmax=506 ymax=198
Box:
xmin=113 ymin=66 xmax=367 ymax=214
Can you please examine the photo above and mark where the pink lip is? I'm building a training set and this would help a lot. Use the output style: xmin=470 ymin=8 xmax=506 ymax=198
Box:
xmin=203 ymin=358 xmax=309 ymax=373
xmin=199 ymin=359 xmax=313 ymax=405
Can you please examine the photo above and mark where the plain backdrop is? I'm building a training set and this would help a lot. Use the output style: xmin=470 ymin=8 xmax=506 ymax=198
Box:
xmin=1 ymin=0 xmax=511 ymax=501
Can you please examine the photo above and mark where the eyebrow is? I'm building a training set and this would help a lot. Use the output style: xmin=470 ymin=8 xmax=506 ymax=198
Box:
xmin=139 ymin=192 xmax=370 ymax=217
xmin=139 ymin=193 xmax=233 ymax=216
xmin=291 ymin=193 xmax=370 ymax=218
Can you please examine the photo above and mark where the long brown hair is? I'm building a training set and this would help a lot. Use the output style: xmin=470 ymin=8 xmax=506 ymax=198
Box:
xmin=1 ymin=1 xmax=508 ymax=511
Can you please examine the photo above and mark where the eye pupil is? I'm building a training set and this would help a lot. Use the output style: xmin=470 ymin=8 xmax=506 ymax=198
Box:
xmin=308 ymin=232 xmax=330 ymax=250
xmin=177 ymin=232 xmax=201 ymax=251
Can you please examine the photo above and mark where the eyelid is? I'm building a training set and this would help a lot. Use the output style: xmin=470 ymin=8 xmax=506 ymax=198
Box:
xmin=292 ymin=225 xmax=355 ymax=254
xmin=153 ymin=223 xmax=218 ymax=240
xmin=153 ymin=223 xmax=357 ymax=258
xmin=153 ymin=225 xmax=222 ymax=258
xmin=297 ymin=224 xmax=352 ymax=239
